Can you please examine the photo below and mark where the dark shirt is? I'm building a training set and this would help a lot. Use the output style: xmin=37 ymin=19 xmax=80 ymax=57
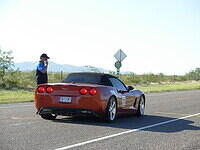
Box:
xmin=36 ymin=61 xmax=48 ymax=85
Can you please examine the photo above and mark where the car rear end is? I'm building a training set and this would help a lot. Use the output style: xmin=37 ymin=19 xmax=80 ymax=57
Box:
xmin=34 ymin=83 xmax=108 ymax=117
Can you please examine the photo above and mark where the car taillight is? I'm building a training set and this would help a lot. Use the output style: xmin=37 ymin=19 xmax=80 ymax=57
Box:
xmin=89 ymin=88 xmax=97 ymax=95
xmin=80 ymin=88 xmax=88 ymax=95
xmin=38 ymin=87 xmax=45 ymax=93
xmin=46 ymin=87 xmax=54 ymax=93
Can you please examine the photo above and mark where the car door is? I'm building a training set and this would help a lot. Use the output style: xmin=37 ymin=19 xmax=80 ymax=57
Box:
xmin=109 ymin=77 xmax=135 ymax=111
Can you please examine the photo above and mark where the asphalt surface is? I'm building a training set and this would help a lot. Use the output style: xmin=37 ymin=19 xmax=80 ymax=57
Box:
xmin=0 ymin=90 xmax=200 ymax=150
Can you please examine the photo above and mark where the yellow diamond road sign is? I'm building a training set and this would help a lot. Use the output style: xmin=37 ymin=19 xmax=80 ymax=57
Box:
xmin=114 ymin=49 xmax=127 ymax=62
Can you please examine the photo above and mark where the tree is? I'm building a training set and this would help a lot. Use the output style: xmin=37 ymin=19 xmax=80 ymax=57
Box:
xmin=0 ymin=49 xmax=14 ymax=83
xmin=186 ymin=68 xmax=200 ymax=81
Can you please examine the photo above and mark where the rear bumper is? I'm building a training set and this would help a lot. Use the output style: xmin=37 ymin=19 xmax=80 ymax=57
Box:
xmin=37 ymin=107 xmax=101 ymax=117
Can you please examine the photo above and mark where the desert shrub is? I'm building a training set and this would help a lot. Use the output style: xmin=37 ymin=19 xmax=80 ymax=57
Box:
xmin=1 ymin=68 xmax=199 ymax=90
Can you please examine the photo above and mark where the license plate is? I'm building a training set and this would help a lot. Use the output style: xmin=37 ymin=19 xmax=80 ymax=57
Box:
xmin=59 ymin=96 xmax=72 ymax=103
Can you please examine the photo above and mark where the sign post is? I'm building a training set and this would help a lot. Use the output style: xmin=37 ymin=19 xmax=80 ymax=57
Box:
xmin=114 ymin=61 xmax=121 ymax=75
xmin=114 ymin=49 xmax=127 ymax=76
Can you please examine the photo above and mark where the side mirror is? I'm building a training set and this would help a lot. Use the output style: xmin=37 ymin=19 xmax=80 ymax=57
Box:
xmin=127 ymin=86 xmax=134 ymax=91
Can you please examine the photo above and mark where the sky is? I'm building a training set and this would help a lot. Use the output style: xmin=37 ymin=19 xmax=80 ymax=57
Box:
xmin=0 ymin=0 xmax=200 ymax=75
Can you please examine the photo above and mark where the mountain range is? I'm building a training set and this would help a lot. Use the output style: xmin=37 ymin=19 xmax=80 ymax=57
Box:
xmin=14 ymin=61 xmax=111 ymax=73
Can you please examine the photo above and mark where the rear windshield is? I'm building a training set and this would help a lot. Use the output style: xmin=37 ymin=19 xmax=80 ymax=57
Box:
xmin=63 ymin=74 xmax=102 ymax=84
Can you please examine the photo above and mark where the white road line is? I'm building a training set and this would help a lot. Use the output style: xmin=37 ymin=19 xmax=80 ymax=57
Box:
xmin=155 ymin=112 xmax=190 ymax=116
xmin=55 ymin=112 xmax=200 ymax=150
xmin=0 ymin=104 xmax=32 ymax=109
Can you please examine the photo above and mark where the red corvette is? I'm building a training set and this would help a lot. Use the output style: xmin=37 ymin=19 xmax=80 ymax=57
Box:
xmin=34 ymin=72 xmax=145 ymax=122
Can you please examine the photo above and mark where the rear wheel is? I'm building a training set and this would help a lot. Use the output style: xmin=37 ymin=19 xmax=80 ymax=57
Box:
xmin=105 ymin=97 xmax=117 ymax=122
xmin=136 ymin=96 xmax=145 ymax=116
xmin=40 ymin=114 xmax=57 ymax=120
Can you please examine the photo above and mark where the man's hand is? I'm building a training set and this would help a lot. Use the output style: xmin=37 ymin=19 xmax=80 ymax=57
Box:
xmin=45 ymin=60 xmax=48 ymax=67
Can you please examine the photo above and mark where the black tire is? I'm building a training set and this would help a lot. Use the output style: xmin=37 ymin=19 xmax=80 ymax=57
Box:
xmin=136 ymin=96 xmax=145 ymax=116
xmin=104 ymin=97 xmax=117 ymax=122
xmin=40 ymin=114 xmax=57 ymax=120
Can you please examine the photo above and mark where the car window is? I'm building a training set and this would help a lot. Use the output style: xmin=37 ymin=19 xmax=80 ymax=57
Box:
xmin=109 ymin=78 xmax=127 ymax=91
xmin=101 ymin=75 xmax=112 ymax=86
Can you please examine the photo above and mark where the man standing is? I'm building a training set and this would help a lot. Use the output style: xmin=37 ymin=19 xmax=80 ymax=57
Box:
xmin=36 ymin=53 xmax=50 ymax=85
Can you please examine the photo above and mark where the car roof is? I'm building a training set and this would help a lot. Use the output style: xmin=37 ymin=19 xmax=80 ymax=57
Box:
xmin=68 ymin=72 xmax=117 ymax=78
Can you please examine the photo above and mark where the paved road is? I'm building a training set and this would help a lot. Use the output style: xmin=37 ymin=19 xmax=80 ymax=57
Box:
xmin=0 ymin=90 xmax=200 ymax=150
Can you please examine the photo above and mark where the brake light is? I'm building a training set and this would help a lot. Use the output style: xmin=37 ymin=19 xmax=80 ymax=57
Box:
xmin=38 ymin=87 xmax=45 ymax=93
xmin=46 ymin=87 xmax=54 ymax=93
xmin=80 ymin=88 xmax=88 ymax=95
xmin=89 ymin=88 xmax=97 ymax=95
